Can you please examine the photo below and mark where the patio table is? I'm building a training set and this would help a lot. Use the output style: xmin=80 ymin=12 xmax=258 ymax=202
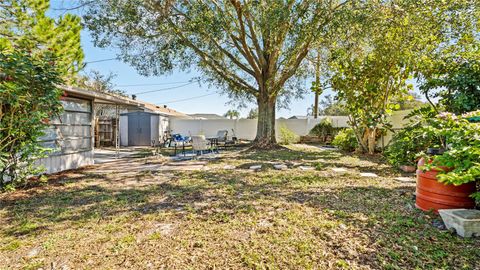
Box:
xmin=206 ymin=137 xmax=219 ymax=153
xmin=163 ymin=138 xmax=191 ymax=156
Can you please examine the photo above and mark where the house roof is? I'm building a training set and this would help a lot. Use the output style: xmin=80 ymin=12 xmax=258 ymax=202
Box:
xmin=137 ymin=101 xmax=189 ymax=117
xmin=62 ymin=85 xmax=143 ymax=107
xmin=61 ymin=85 xmax=188 ymax=117
xmin=188 ymin=113 xmax=227 ymax=119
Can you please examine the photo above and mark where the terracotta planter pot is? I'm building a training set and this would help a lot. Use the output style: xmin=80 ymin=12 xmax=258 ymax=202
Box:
xmin=415 ymin=158 xmax=476 ymax=213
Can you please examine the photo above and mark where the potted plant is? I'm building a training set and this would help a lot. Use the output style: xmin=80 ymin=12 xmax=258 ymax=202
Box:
xmin=416 ymin=111 xmax=480 ymax=212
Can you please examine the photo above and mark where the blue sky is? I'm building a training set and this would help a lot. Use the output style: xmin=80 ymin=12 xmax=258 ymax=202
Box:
xmin=49 ymin=1 xmax=323 ymax=118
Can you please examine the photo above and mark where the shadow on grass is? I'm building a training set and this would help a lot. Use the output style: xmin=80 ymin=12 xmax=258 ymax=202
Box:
xmin=1 ymin=165 xmax=477 ymax=269
xmin=241 ymin=145 xmax=343 ymax=162
xmin=234 ymin=145 xmax=400 ymax=177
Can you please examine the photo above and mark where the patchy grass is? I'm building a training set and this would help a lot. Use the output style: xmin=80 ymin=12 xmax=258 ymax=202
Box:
xmin=0 ymin=144 xmax=478 ymax=269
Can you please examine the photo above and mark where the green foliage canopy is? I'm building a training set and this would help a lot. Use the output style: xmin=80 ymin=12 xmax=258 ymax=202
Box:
xmin=420 ymin=59 xmax=480 ymax=114
xmin=82 ymin=0 xmax=353 ymax=147
xmin=0 ymin=49 xmax=63 ymax=188
xmin=0 ymin=0 xmax=84 ymax=81
xmin=330 ymin=1 xmax=478 ymax=154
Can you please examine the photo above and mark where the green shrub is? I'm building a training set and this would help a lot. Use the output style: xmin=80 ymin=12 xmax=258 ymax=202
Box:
xmin=384 ymin=108 xmax=439 ymax=166
xmin=332 ymin=128 xmax=357 ymax=151
xmin=0 ymin=49 xmax=63 ymax=189
xmin=309 ymin=117 xmax=334 ymax=137
xmin=279 ymin=125 xmax=299 ymax=145
xmin=423 ymin=112 xmax=480 ymax=187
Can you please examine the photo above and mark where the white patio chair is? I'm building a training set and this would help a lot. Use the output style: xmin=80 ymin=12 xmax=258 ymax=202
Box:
xmin=216 ymin=129 xmax=237 ymax=150
xmin=216 ymin=130 xmax=228 ymax=142
xmin=192 ymin=135 xmax=210 ymax=155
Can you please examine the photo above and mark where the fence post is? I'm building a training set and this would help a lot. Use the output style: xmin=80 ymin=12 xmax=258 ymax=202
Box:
xmin=306 ymin=118 xmax=310 ymax=136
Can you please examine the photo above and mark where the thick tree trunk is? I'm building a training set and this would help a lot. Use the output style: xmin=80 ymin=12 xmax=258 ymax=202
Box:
xmin=254 ymin=95 xmax=277 ymax=148
xmin=360 ymin=127 xmax=376 ymax=154
xmin=367 ymin=128 xmax=376 ymax=154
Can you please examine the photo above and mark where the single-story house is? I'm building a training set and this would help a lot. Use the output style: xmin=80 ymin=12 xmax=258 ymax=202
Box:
xmin=36 ymin=86 xmax=157 ymax=174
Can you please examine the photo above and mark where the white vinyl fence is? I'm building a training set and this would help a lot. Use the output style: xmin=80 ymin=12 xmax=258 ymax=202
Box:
xmin=170 ymin=110 xmax=412 ymax=144
xmin=170 ymin=116 xmax=349 ymax=141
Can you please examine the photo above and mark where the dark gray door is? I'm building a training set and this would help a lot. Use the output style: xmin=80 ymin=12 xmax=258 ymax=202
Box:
xmin=128 ymin=112 xmax=151 ymax=146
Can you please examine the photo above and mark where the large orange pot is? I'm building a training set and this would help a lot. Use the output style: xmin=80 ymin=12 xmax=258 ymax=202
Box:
xmin=416 ymin=158 xmax=476 ymax=213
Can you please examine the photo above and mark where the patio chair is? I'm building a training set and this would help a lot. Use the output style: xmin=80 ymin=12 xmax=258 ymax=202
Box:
xmin=216 ymin=129 xmax=237 ymax=150
xmin=192 ymin=135 xmax=210 ymax=155
xmin=169 ymin=134 xmax=191 ymax=156
xmin=216 ymin=130 xmax=229 ymax=142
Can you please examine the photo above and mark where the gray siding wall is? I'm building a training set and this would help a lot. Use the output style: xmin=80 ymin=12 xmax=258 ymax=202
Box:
xmin=120 ymin=115 xmax=128 ymax=146
xmin=36 ymin=150 xmax=93 ymax=174
xmin=36 ymin=96 xmax=94 ymax=174
xmin=150 ymin=114 xmax=160 ymax=145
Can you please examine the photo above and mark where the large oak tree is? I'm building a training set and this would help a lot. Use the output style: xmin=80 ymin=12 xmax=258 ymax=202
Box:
xmin=83 ymin=0 xmax=353 ymax=147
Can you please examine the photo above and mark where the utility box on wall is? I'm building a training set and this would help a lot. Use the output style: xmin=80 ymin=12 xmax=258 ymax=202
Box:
xmin=120 ymin=111 xmax=169 ymax=146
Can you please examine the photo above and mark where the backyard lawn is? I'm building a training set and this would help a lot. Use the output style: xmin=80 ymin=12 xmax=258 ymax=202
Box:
xmin=0 ymin=144 xmax=478 ymax=269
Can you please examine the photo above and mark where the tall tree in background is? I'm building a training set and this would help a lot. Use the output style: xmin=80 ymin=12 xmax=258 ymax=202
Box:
xmin=307 ymin=44 xmax=331 ymax=119
xmin=246 ymin=108 xmax=258 ymax=119
xmin=330 ymin=1 xmax=478 ymax=154
xmin=77 ymin=70 xmax=127 ymax=117
xmin=0 ymin=0 xmax=84 ymax=82
xmin=83 ymin=0 xmax=353 ymax=148
xmin=416 ymin=1 xmax=479 ymax=114
xmin=224 ymin=109 xmax=240 ymax=119
xmin=308 ymin=51 xmax=323 ymax=119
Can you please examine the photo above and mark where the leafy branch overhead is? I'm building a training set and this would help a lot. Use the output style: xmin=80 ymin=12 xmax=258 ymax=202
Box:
xmin=83 ymin=0 xmax=354 ymax=146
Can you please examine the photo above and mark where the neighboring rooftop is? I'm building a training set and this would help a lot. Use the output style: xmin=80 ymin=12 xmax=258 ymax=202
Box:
xmin=188 ymin=113 xmax=227 ymax=120
xmin=288 ymin=115 xmax=312 ymax=120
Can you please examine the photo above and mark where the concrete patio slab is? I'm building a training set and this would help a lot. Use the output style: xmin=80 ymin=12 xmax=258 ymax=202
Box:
xmin=94 ymin=148 xmax=144 ymax=164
